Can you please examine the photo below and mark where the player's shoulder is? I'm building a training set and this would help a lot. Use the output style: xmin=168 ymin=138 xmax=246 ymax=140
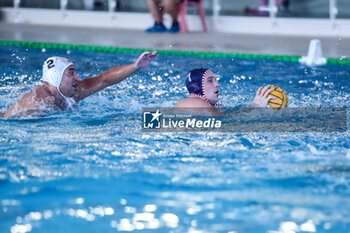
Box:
xmin=175 ymin=97 xmax=212 ymax=108
xmin=20 ymin=85 xmax=55 ymax=106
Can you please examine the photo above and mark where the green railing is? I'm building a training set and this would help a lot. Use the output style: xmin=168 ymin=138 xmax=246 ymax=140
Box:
xmin=1 ymin=40 xmax=349 ymax=66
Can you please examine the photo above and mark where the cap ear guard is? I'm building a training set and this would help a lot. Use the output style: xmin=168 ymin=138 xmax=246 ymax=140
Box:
xmin=42 ymin=57 xmax=73 ymax=88
xmin=186 ymin=78 xmax=202 ymax=95
xmin=185 ymin=68 xmax=208 ymax=96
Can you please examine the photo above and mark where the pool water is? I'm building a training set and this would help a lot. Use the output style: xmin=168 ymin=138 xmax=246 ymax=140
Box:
xmin=0 ymin=45 xmax=349 ymax=233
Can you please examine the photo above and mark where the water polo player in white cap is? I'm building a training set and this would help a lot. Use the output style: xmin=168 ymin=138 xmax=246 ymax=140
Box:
xmin=3 ymin=51 xmax=157 ymax=118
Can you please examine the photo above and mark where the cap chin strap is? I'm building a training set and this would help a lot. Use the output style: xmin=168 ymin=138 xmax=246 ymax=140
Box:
xmin=191 ymin=94 xmax=222 ymax=108
xmin=57 ymin=87 xmax=76 ymax=110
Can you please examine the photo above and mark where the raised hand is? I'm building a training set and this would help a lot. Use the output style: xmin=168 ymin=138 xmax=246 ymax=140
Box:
xmin=135 ymin=51 xmax=158 ymax=69
xmin=252 ymin=85 xmax=276 ymax=107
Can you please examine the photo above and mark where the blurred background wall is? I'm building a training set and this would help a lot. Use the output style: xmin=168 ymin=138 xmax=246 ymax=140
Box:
xmin=1 ymin=0 xmax=349 ymax=18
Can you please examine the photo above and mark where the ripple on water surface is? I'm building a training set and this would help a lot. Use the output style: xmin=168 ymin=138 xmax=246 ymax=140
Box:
xmin=0 ymin=45 xmax=350 ymax=233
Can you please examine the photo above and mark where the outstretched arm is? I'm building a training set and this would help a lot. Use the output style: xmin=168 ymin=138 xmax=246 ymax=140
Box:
xmin=76 ymin=51 xmax=157 ymax=100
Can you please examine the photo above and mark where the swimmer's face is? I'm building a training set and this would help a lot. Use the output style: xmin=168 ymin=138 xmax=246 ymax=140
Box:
xmin=60 ymin=65 xmax=80 ymax=97
xmin=203 ymin=70 xmax=219 ymax=105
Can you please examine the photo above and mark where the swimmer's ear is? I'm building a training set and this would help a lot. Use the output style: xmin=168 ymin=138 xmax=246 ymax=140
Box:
xmin=190 ymin=82 xmax=202 ymax=94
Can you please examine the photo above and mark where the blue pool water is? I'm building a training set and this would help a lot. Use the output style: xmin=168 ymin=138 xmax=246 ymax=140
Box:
xmin=0 ymin=45 xmax=349 ymax=233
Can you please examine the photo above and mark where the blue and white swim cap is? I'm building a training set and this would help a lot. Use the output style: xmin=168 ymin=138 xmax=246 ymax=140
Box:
xmin=185 ymin=68 xmax=209 ymax=95
xmin=42 ymin=56 xmax=73 ymax=88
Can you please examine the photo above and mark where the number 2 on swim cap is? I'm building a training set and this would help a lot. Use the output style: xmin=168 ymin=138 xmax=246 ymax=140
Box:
xmin=47 ymin=59 xmax=55 ymax=69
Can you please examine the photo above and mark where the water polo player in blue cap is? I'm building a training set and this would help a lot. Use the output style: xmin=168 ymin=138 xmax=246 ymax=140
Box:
xmin=3 ymin=51 xmax=157 ymax=118
xmin=175 ymin=68 xmax=276 ymax=115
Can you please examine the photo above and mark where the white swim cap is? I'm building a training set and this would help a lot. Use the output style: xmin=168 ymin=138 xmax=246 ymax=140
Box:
xmin=42 ymin=56 xmax=73 ymax=88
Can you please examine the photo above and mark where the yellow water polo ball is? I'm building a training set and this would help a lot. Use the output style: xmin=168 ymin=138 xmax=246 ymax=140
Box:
xmin=260 ymin=85 xmax=288 ymax=110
